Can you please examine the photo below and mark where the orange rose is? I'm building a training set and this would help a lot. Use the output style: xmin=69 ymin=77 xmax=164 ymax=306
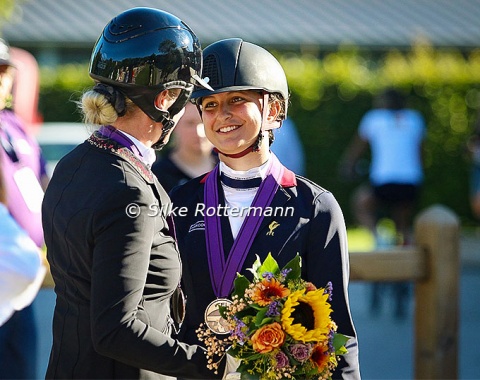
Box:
xmin=251 ymin=322 xmax=285 ymax=353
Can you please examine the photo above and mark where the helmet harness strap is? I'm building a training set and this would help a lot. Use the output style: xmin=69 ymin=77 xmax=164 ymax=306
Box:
xmin=93 ymin=83 xmax=126 ymax=117
xmin=152 ymin=115 xmax=175 ymax=150
xmin=93 ymin=83 xmax=177 ymax=150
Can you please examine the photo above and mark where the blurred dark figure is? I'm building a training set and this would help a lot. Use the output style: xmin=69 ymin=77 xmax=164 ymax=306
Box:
xmin=271 ymin=118 xmax=306 ymax=176
xmin=152 ymin=102 xmax=216 ymax=192
xmin=340 ymin=88 xmax=426 ymax=320
xmin=467 ymin=114 xmax=480 ymax=221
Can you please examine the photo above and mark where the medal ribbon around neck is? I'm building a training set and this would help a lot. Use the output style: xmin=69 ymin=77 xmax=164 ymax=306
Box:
xmin=204 ymin=154 xmax=285 ymax=297
xmin=99 ymin=125 xmax=143 ymax=158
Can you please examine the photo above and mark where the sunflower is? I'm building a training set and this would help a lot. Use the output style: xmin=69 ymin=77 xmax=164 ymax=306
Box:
xmin=250 ymin=277 xmax=290 ymax=306
xmin=281 ymin=289 xmax=332 ymax=342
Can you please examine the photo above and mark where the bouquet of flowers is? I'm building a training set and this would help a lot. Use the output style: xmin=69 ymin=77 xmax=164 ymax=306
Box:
xmin=197 ymin=253 xmax=348 ymax=380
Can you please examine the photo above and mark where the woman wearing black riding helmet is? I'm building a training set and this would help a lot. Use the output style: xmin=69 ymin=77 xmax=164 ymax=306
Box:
xmin=170 ymin=39 xmax=360 ymax=379
xmin=42 ymin=8 xmax=223 ymax=379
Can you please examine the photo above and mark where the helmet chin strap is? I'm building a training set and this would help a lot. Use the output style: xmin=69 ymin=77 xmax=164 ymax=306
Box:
xmin=152 ymin=115 xmax=176 ymax=150
xmin=214 ymin=93 xmax=271 ymax=159
xmin=213 ymin=145 xmax=255 ymax=158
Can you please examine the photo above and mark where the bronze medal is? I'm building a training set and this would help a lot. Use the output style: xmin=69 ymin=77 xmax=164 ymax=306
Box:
xmin=204 ymin=298 xmax=233 ymax=334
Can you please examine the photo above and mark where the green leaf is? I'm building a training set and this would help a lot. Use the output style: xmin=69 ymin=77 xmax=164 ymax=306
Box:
xmin=235 ymin=306 xmax=255 ymax=319
xmin=227 ymin=345 xmax=241 ymax=357
xmin=333 ymin=333 xmax=350 ymax=354
xmin=254 ymin=307 xmax=268 ymax=326
xmin=282 ymin=253 xmax=302 ymax=280
xmin=260 ymin=317 xmax=275 ymax=325
xmin=240 ymin=372 xmax=260 ymax=380
xmin=243 ymin=352 xmax=263 ymax=361
xmin=233 ymin=275 xmax=251 ymax=298
xmin=250 ymin=303 xmax=268 ymax=311
xmin=218 ymin=305 xmax=229 ymax=319
xmin=257 ymin=252 xmax=280 ymax=277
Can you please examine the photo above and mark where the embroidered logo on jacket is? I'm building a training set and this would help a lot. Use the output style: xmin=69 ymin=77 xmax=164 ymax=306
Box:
xmin=266 ymin=221 xmax=280 ymax=236
xmin=188 ymin=220 xmax=205 ymax=233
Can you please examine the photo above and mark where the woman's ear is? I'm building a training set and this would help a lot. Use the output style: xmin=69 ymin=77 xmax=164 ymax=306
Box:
xmin=155 ymin=88 xmax=181 ymax=111
xmin=267 ymin=100 xmax=281 ymax=122
xmin=154 ymin=90 xmax=169 ymax=111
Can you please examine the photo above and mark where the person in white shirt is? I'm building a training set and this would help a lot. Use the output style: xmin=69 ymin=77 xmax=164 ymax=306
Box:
xmin=340 ymin=88 xmax=426 ymax=319
xmin=341 ymin=88 xmax=426 ymax=246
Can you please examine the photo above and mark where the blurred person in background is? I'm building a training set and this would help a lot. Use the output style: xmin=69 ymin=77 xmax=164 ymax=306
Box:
xmin=271 ymin=117 xmax=306 ymax=176
xmin=152 ymin=102 xmax=217 ymax=193
xmin=340 ymin=88 xmax=426 ymax=319
xmin=0 ymin=154 xmax=46 ymax=328
xmin=0 ymin=37 xmax=48 ymax=379
xmin=467 ymin=114 xmax=480 ymax=221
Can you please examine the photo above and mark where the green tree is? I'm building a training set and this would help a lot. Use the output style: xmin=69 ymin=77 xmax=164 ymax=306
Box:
xmin=0 ymin=0 xmax=24 ymax=32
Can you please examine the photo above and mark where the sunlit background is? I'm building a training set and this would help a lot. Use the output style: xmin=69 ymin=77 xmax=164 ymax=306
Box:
xmin=1 ymin=1 xmax=480 ymax=379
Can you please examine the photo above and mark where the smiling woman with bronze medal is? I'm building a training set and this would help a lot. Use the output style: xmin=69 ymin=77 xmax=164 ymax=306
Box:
xmin=170 ymin=39 xmax=360 ymax=379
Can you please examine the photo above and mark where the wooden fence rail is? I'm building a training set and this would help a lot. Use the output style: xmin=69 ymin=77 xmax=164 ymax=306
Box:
xmin=349 ymin=204 xmax=460 ymax=379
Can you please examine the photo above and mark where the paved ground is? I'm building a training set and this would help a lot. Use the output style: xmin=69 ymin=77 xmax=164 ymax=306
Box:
xmin=33 ymin=232 xmax=480 ymax=379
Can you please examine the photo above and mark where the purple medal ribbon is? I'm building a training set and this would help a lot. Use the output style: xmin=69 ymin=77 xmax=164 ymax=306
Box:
xmin=204 ymin=154 xmax=284 ymax=297
xmin=98 ymin=125 xmax=143 ymax=158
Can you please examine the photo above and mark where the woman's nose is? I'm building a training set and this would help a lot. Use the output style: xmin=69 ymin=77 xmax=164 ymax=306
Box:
xmin=218 ymin=102 xmax=232 ymax=119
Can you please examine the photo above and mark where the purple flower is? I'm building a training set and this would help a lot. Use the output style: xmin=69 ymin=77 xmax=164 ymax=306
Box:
xmin=280 ymin=268 xmax=292 ymax=278
xmin=262 ymin=272 xmax=274 ymax=281
xmin=289 ymin=343 xmax=312 ymax=362
xmin=266 ymin=300 xmax=280 ymax=317
xmin=323 ymin=281 xmax=333 ymax=301
xmin=327 ymin=328 xmax=335 ymax=352
xmin=232 ymin=317 xmax=247 ymax=343
xmin=275 ymin=351 xmax=289 ymax=369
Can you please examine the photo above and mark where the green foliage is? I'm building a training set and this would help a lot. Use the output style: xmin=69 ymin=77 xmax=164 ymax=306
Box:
xmin=0 ymin=0 xmax=18 ymax=25
xmin=37 ymin=43 xmax=480 ymax=225
xmin=253 ymin=253 xmax=280 ymax=279
xmin=39 ymin=64 xmax=92 ymax=122
xmin=278 ymin=43 xmax=480 ymax=226
xmin=232 ymin=275 xmax=250 ymax=299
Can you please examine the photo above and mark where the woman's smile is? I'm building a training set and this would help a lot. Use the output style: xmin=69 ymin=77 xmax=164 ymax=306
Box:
xmin=218 ymin=125 xmax=241 ymax=133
